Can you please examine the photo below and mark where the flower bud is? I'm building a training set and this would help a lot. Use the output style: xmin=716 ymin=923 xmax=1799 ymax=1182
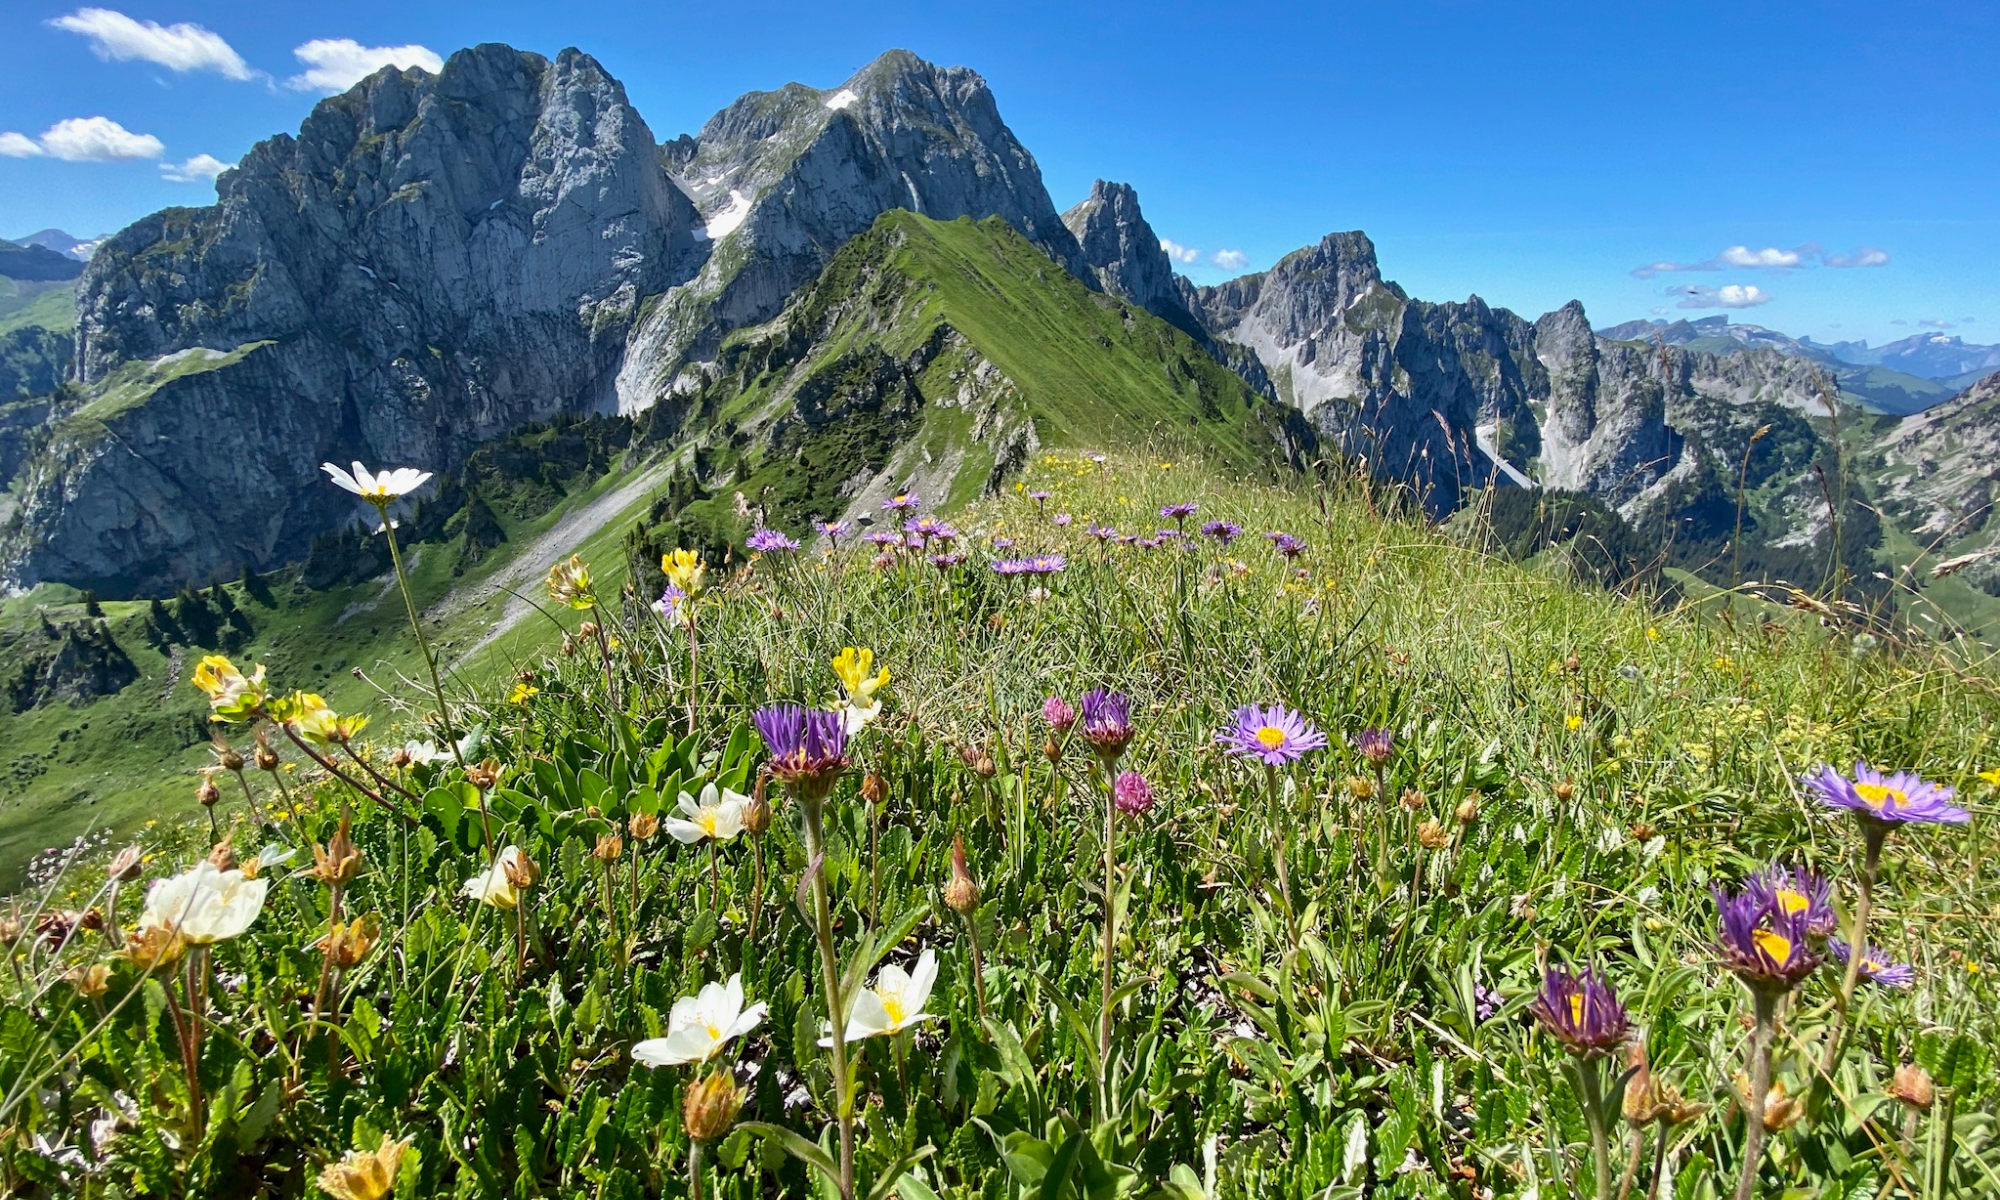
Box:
xmin=196 ymin=771 xmax=221 ymax=809
xmin=66 ymin=962 xmax=112 ymax=999
xmin=108 ymin=844 xmax=144 ymax=883
xmin=215 ymin=744 xmax=246 ymax=772
xmin=389 ymin=747 xmax=413 ymax=770
xmin=593 ymin=833 xmax=624 ymax=863
xmin=578 ymin=621 xmax=599 ymax=639
xmin=1345 ymin=776 xmax=1375 ymax=801
xmin=0 ymin=914 xmax=23 ymax=946
xmin=1399 ymin=786 xmax=1426 ymax=812
xmin=973 ymin=755 xmax=996 ymax=779
xmin=121 ymin=923 xmax=186 ymax=971
xmin=1888 ymin=1062 xmax=1934 ymax=1111
xmin=1628 ymin=821 xmax=1657 ymax=842
xmin=1554 ymin=779 xmax=1576 ymax=803
xmin=466 ymin=759 xmax=502 ymax=790
xmin=503 ymin=851 xmax=541 ymax=891
xmin=742 ymin=787 xmax=771 ymax=837
xmin=561 ymin=633 xmax=577 ymax=657
xmin=682 ymin=1070 xmax=745 ymax=1143
xmin=253 ymin=731 xmax=280 ymax=772
xmin=628 ymin=812 xmax=659 ymax=842
xmin=1563 ymin=654 xmax=1581 ymax=673
xmin=1113 ymin=770 xmax=1154 ymax=816
xmin=318 ymin=914 xmax=382 ymax=969
xmin=944 ymin=834 xmax=979 ymax=915
xmin=1417 ymin=818 xmax=1449 ymax=849
xmin=1043 ymin=736 xmax=1062 ymax=763
xmin=862 ymin=771 xmax=889 ymax=803
xmin=207 ymin=841 xmax=237 ymax=871
xmin=1454 ymin=794 xmax=1481 ymax=824
xmin=314 ymin=815 xmax=363 ymax=886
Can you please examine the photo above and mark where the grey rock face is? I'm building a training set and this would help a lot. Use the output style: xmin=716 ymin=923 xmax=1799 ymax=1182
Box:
xmin=14 ymin=44 xmax=699 ymax=594
xmin=1061 ymin=180 xmax=1198 ymax=333
xmin=617 ymin=49 xmax=1085 ymax=407
xmin=1878 ymin=371 xmax=2000 ymax=537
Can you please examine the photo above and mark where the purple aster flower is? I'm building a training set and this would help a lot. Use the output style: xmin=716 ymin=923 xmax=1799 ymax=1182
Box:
xmin=864 ymin=531 xmax=902 ymax=548
xmin=655 ymin=584 xmax=688 ymax=618
xmin=1053 ymin=513 xmax=1073 ymax=527
xmin=991 ymin=558 xmax=1026 ymax=577
xmin=1746 ymin=865 xmax=1838 ymax=938
xmin=1155 ymin=528 xmax=1185 ymax=541
xmin=1043 ymin=695 xmax=1076 ymax=734
xmin=1026 ymin=554 xmax=1067 ymax=575
xmin=1086 ymin=522 xmax=1117 ymax=543
xmin=1079 ymin=688 xmax=1135 ymax=762
xmin=882 ymin=492 xmax=921 ymax=513
xmin=754 ymin=703 xmax=850 ymax=803
xmin=1135 ymin=537 xmax=1162 ymax=550
xmin=1715 ymin=880 xmax=1823 ymax=992
xmin=1217 ymin=704 xmax=1328 ymax=766
xmin=1201 ymin=520 xmax=1243 ymax=546
xmin=1113 ymin=771 xmax=1155 ymax=816
xmin=1528 ymin=965 xmax=1631 ymax=1058
xmin=1027 ymin=490 xmax=1052 ymax=504
xmin=991 ymin=536 xmax=1016 ymax=550
xmin=814 ymin=520 xmax=849 ymax=545
xmin=1828 ymin=940 xmax=1917 ymax=989
xmin=928 ymin=552 xmax=966 ymax=571
xmin=905 ymin=515 xmax=950 ymax=541
xmin=747 ymin=528 xmax=800 ymax=553
xmin=1353 ymin=727 xmax=1394 ymax=768
xmin=1272 ymin=533 xmax=1307 ymax=559
xmin=1263 ymin=530 xmax=1288 ymax=543
xmin=1802 ymin=762 xmax=1968 ymax=827
xmin=1160 ymin=502 xmax=1199 ymax=526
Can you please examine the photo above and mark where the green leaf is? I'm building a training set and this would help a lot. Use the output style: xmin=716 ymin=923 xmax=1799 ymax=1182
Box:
xmin=739 ymin=1121 xmax=841 ymax=1186
xmin=1038 ymin=1132 xmax=1086 ymax=1200
xmin=864 ymin=1145 xmax=935 ymax=1200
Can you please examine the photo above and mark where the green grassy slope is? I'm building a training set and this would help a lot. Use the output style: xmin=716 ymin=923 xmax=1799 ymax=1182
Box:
xmin=0 ymin=281 xmax=73 ymax=336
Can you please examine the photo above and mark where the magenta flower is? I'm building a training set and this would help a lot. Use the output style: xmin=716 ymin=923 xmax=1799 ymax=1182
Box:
xmin=1828 ymin=940 xmax=1916 ymax=989
xmin=747 ymin=528 xmax=800 ymax=553
xmin=1528 ymin=965 xmax=1631 ymax=1058
xmin=1043 ymin=695 xmax=1076 ymax=733
xmin=1802 ymin=762 xmax=1968 ymax=826
xmin=754 ymin=703 xmax=849 ymax=802
xmin=1079 ymin=689 xmax=1135 ymax=761
xmin=1218 ymin=704 xmax=1327 ymax=765
xmin=1113 ymin=771 xmax=1155 ymax=816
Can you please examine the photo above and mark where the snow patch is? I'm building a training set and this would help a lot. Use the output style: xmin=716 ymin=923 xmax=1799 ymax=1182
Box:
xmin=150 ymin=347 xmax=228 ymax=369
xmin=701 ymin=189 xmax=752 ymax=241
xmin=823 ymin=88 xmax=859 ymax=111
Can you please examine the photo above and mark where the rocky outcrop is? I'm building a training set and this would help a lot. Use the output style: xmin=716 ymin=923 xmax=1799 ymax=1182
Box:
xmin=615 ymin=49 xmax=1085 ymax=408
xmin=1061 ymin=180 xmax=1199 ymax=334
xmin=1878 ymin=371 xmax=2000 ymax=538
xmin=11 ymin=44 xmax=700 ymax=594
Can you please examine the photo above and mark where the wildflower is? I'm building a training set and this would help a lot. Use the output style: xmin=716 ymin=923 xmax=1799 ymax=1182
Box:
xmin=655 ymin=585 xmax=693 ymax=628
xmin=108 ymin=845 xmax=143 ymax=883
xmin=312 ymin=815 xmax=363 ymax=886
xmin=1528 ymin=965 xmax=1631 ymax=1058
xmin=746 ymin=527 xmax=799 ymax=554
xmin=191 ymin=654 xmax=268 ymax=721
xmin=1113 ymin=771 xmax=1154 ymax=816
xmin=927 ymin=551 xmax=966 ymax=570
xmin=1026 ymin=554 xmax=1066 ymax=574
xmin=665 ymin=783 xmax=750 ymax=844
xmin=1218 ymin=704 xmax=1327 ymax=765
xmin=1272 ymin=533 xmax=1307 ymax=559
xmin=823 ymin=949 xmax=938 ymax=1043
xmin=1200 ymin=520 xmax=1242 ymax=545
xmin=1043 ymin=695 xmax=1077 ymax=734
xmin=882 ymin=492 xmax=921 ymax=513
xmin=66 ymin=962 xmax=112 ymax=999
xmin=507 ymin=682 xmax=539 ymax=705
xmin=1746 ymin=865 xmax=1837 ymax=938
xmin=1888 ymin=1063 xmax=1935 ymax=1111
xmin=1086 ymin=522 xmax=1117 ymax=543
xmin=1827 ymin=940 xmax=1916 ymax=988
xmin=944 ymin=834 xmax=979 ymax=914
xmin=502 ymin=850 xmax=540 ymax=891
xmin=830 ymin=646 xmax=891 ymax=733
xmin=316 ymin=913 xmax=382 ymax=969
xmin=1732 ymin=1076 xmax=1805 ymax=1131
xmin=632 ymin=973 xmax=768 ymax=1066
xmin=1714 ymin=881 xmax=1822 ymax=991
xmin=1802 ymin=762 xmax=1968 ymax=826
xmin=593 ymin=833 xmax=624 ymax=863
xmin=463 ymin=846 xmax=531 ymax=910
xmin=196 ymin=770 xmax=221 ymax=810
xmin=1052 ymin=512 xmax=1072 ymax=527
xmin=864 ymin=531 xmax=903 ymax=548
xmin=121 ymin=923 xmax=187 ymax=970
xmin=320 ymin=461 xmax=432 ymax=505
xmin=814 ymin=519 xmax=849 ymax=544
xmin=682 ymin=1069 xmax=747 ymax=1142
xmin=1027 ymin=489 xmax=1052 ymax=504
xmin=904 ymin=515 xmax=951 ymax=541
xmin=991 ymin=537 xmax=1016 ymax=551
xmin=1353 ymin=727 xmax=1393 ymax=767
xmin=1078 ymin=688 xmax=1136 ymax=762
xmin=662 ymin=549 xmax=709 ymax=596
xmin=316 ymin=1134 xmax=413 ymax=1200
xmin=1418 ymin=818 xmax=1450 ymax=849
xmin=138 ymin=860 xmax=268 ymax=944
xmin=754 ymin=703 xmax=850 ymax=803
xmin=546 ymin=555 xmax=595 ymax=609
xmin=629 ymin=812 xmax=660 ymax=841
xmin=1455 ymin=794 xmax=1481 ymax=824
xmin=1160 ymin=501 xmax=1199 ymax=525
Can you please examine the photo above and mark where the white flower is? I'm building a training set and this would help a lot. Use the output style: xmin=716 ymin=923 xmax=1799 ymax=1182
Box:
xmin=403 ymin=740 xmax=450 ymax=766
xmin=139 ymin=861 xmax=268 ymax=944
xmin=820 ymin=949 xmax=938 ymax=1045
xmin=463 ymin=846 xmax=526 ymax=910
xmin=321 ymin=460 xmax=432 ymax=504
xmin=632 ymin=973 xmax=767 ymax=1066
xmin=664 ymin=783 xmax=749 ymax=844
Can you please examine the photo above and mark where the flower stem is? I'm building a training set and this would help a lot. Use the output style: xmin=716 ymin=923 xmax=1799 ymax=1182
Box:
xmin=379 ymin=512 xmax=462 ymax=768
xmin=800 ymin=798 xmax=855 ymax=1200
xmin=966 ymin=916 xmax=990 ymax=1022
xmin=1576 ymin=1058 xmax=1613 ymax=1200
xmin=688 ymin=1138 xmax=704 ymax=1200
xmin=1734 ymin=989 xmax=1779 ymax=1200
xmin=1821 ymin=823 xmax=1885 ymax=1079
xmin=1098 ymin=771 xmax=1118 ymax=1117
xmin=1265 ymin=765 xmax=1295 ymax=943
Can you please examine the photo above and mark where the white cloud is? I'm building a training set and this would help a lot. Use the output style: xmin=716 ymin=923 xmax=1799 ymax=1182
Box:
xmin=1212 ymin=248 xmax=1249 ymax=271
xmin=1631 ymin=258 xmax=1714 ymax=278
xmin=1633 ymin=242 xmax=1890 ymax=277
xmin=37 ymin=116 xmax=164 ymax=162
xmin=1716 ymin=245 xmax=1802 ymax=269
xmin=1919 ymin=318 xmax=1953 ymax=330
xmin=287 ymin=38 xmax=443 ymax=94
xmin=50 ymin=7 xmax=254 ymax=80
xmin=160 ymin=153 xmax=228 ymax=182
xmin=0 ymin=132 xmax=46 ymax=158
xmin=1668 ymin=283 xmax=1771 ymax=310
xmin=1823 ymin=246 xmax=1890 ymax=268
xmin=1158 ymin=238 xmax=1199 ymax=265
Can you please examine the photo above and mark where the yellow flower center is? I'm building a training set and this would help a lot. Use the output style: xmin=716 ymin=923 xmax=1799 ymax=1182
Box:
xmin=704 ymin=1021 xmax=723 ymax=1041
xmin=1854 ymin=783 xmax=1906 ymax=811
xmin=1568 ymin=994 xmax=1584 ymax=1025
xmin=697 ymin=811 xmax=718 ymax=837
xmin=1255 ymin=726 xmax=1288 ymax=750
xmin=881 ymin=994 xmax=906 ymax=1026
xmin=1776 ymin=888 xmax=1808 ymax=915
xmin=1752 ymin=929 xmax=1793 ymax=966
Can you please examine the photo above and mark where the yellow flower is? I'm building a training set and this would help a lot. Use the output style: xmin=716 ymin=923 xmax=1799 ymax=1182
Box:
xmin=662 ymin=548 xmax=708 ymax=597
xmin=1565 ymin=714 xmax=1584 ymax=731
xmin=508 ymin=683 xmax=539 ymax=705
xmin=1645 ymin=627 xmax=1659 ymax=641
xmin=316 ymin=1132 xmax=412 ymax=1200
xmin=1978 ymin=768 xmax=2000 ymax=788
xmin=831 ymin=646 xmax=890 ymax=733
xmin=546 ymin=555 xmax=596 ymax=610
xmin=192 ymin=655 xmax=267 ymax=722
xmin=276 ymin=693 xmax=343 ymax=745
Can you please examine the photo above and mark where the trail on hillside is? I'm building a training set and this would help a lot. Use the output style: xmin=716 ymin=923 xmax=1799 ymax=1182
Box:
xmin=435 ymin=458 xmax=675 ymax=669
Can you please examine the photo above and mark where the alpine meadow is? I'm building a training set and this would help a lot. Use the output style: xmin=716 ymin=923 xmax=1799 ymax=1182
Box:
xmin=1 ymin=22 xmax=1998 ymax=1200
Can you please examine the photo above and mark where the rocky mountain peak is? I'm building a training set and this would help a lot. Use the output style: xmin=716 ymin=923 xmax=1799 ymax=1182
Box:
xmin=1061 ymin=180 xmax=1193 ymax=329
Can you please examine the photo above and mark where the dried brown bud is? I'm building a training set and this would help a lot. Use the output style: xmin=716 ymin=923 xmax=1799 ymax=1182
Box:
xmin=1043 ymin=736 xmax=1062 ymax=763
xmin=861 ymin=771 xmax=889 ymax=803
xmin=1454 ymin=794 xmax=1481 ymax=824
xmin=973 ymin=755 xmax=996 ymax=779
xmin=214 ymin=742 xmax=246 ymax=772
xmin=466 ymin=759 xmax=502 ymax=790
xmin=0 ymin=913 xmax=22 ymax=945
xmin=577 ymin=621 xmax=600 ymax=640
xmin=628 ymin=812 xmax=659 ymax=841
xmin=207 ymin=841 xmax=237 ymax=871
xmin=1399 ymin=787 xmax=1426 ymax=812
xmin=253 ymin=730 xmax=280 ymax=772
xmin=1417 ymin=818 xmax=1450 ymax=850
xmin=1733 ymin=1074 xmax=1805 ymax=1131
xmin=66 ymin=962 xmax=112 ymax=999
xmin=1553 ymin=779 xmax=1576 ymax=803
xmin=121 ymin=923 xmax=186 ymax=971
xmin=503 ymin=852 xmax=541 ymax=891
xmin=196 ymin=770 xmax=222 ymax=808
xmin=593 ymin=833 xmax=624 ymax=863
xmin=1621 ymin=1042 xmax=1658 ymax=1122
xmin=561 ymin=633 xmax=577 ymax=657
xmin=35 ymin=910 xmax=83 ymax=949
xmin=318 ymin=914 xmax=382 ymax=970
xmin=1628 ymin=821 xmax=1658 ymax=842
xmin=682 ymin=1069 xmax=745 ymax=1142
xmin=1345 ymin=776 xmax=1375 ymax=801
xmin=388 ymin=747 xmax=414 ymax=770
xmin=742 ymin=788 xmax=771 ymax=837
xmin=957 ymin=745 xmax=981 ymax=768
xmin=314 ymin=815 xmax=363 ymax=886
xmin=1510 ymin=894 xmax=1536 ymax=922
xmin=1888 ymin=1062 xmax=1934 ymax=1111
xmin=108 ymin=844 xmax=144 ymax=883
xmin=1563 ymin=654 xmax=1580 ymax=673
xmin=944 ymin=834 xmax=979 ymax=915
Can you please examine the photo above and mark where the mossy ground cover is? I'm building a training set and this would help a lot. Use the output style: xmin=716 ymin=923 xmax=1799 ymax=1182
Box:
xmin=4 ymin=448 xmax=1996 ymax=1198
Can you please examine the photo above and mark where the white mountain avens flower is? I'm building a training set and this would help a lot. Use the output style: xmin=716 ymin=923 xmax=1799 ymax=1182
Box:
xmin=822 ymin=949 xmax=939 ymax=1044
xmin=664 ymin=783 xmax=749 ymax=844
xmin=632 ymin=973 xmax=768 ymax=1066
xmin=138 ymin=861 xmax=268 ymax=944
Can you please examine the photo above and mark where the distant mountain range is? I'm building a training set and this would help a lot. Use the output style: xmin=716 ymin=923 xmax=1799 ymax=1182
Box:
xmin=0 ymin=44 xmax=1993 ymax=626
xmin=5 ymin=229 xmax=105 ymax=262
xmin=1601 ymin=314 xmax=2000 ymax=383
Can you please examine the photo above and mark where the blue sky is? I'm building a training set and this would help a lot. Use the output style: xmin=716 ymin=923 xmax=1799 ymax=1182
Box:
xmin=2 ymin=1 xmax=1994 ymax=345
